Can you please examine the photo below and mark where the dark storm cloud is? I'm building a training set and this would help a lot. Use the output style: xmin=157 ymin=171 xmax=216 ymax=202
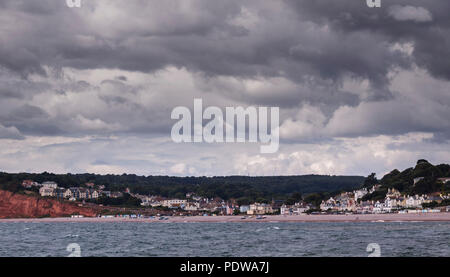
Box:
xmin=0 ymin=1 xmax=411 ymax=87
xmin=0 ymin=104 xmax=62 ymax=136
xmin=0 ymin=124 xmax=24 ymax=140
xmin=0 ymin=68 xmax=51 ymax=99
xmin=286 ymin=0 xmax=450 ymax=81
xmin=0 ymin=0 xmax=446 ymax=84
xmin=0 ymin=0 xmax=449 ymax=142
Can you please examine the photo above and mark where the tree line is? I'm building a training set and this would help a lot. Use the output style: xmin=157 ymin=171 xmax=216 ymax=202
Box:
xmin=0 ymin=172 xmax=364 ymax=204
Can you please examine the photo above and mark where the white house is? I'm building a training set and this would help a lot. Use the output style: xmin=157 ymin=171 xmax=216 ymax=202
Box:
xmin=281 ymin=203 xmax=309 ymax=215
xmin=91 ymin=190 xmax=100 ymax=199
xmin=320 ymin=198 xmax=336 ymax=211
xmin=162 ymin=199 xmax=187 ymax=208
xmin=386 ymin=188 xmax=401 ymax=198
xmin=39 ymin=187 xmax=55 ymax=197
xmin=406 ymin=196 xmax=415 ymax=207
xmin=63 ymin=189 xmax=73 ymax=199
xmin=78 ymin=188 xmax=89 ymax=199
xmin=353 ymin=188 xmax=368 ymax=201
xmin=239 ymin=205 xmax=250 ymax=213
xmin=280 ymin=205 xmax=290 ymax=215
xmin=373 ymin=201 xmax=390 ymax=213
xmin=22 ymin=180 xmax=40 ymax=188
xmin=69 ymin=187 xmax=80 ymax=199
xmin=406 ymin=195 xmax=424 ymax=208
xmin=42 ymin=181 xmax=58 ymax=189
xmin=140 ymin=196 xmax=151 ymax=206
xmin=247 ymin=203 xmax=273 ymax=215
xmin=184 ymin=202 xmax=200 ymax=211
xmin=384 ymin=197 xmax=401 ymax=210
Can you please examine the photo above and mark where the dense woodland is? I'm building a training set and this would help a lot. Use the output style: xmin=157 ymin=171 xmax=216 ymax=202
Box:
xmin=0 ymin=172 xmax=364 ymax=204
xmin=362 ymin=160 xmax=450 ymax=202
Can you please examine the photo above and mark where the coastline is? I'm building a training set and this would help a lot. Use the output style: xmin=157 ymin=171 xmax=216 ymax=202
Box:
xmin=1 ymin=212 xmax=450 ymax=223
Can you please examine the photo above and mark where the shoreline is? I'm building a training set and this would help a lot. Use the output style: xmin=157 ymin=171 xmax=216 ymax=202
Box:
xmin=1 ymin=212 xmax=450 ymax=223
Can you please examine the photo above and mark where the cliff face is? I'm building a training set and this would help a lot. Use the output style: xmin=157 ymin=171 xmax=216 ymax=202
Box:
xmin=0 ymin=190 xmax=97 ymax=218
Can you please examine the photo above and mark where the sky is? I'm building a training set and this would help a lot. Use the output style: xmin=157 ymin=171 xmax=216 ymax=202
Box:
xmin=0 ymin=0 xmax=450 ymax=178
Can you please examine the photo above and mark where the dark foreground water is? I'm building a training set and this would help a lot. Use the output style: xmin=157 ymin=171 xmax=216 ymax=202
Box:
xmin=0 ymin=222 xmax=449 ymax=257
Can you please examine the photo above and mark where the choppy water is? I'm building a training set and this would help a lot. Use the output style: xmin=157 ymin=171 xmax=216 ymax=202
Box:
xmin=0 ymin=222 xmax=449 ymax=257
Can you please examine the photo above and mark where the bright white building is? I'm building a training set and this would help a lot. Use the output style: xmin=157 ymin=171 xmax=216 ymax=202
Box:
xmin=162 ymin=199 xmax=187 ymax=208
xmin=281 ymin=203 xmax=310 ymax=215
xmin=39 ymin=187 xmax=55 ymax=197
xmin=184 ymin=202 xmax=200 ymax=211
xmin=406 ymin=195 xmax=424 ymax=208
xmin=354 ymin=188 xmax=368 ymax=201
xmin=42 ymin=181 xmax=58 ymax=189
xmin=247 ymin=203 xmax=273 ymax=215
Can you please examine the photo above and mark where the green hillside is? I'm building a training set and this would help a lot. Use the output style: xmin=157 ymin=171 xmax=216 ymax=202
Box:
xmin=362 ymin=160 xmax=450 ymax=202
xmin=0 ymin=172 xmax=364 ymax=203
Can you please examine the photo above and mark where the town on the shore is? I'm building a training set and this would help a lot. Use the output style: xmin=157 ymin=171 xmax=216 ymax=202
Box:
xmin=22 ymin=176 xmax=450 ymax=218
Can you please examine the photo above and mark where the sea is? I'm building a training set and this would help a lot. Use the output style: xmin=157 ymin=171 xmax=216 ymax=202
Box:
xmin=0 ymin=222 xmax=449 ymax=257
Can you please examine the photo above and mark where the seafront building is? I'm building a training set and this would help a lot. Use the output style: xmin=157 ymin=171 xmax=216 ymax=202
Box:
xmin=319 ymin=184 xmax=448 ymax=214
xmin=239 ymin=205 xmax=250 ymax=213
xmin=162 ymin=199 xmax=188 ymax=208
xmin=39 ymin=187 xmax=56 ymax=197
xmin=280 ymin=203 xmax=310 ymax=215
xmin=24 ymin=179 xmax=450 ymax=216
xmin=247 ymin=203 xmax=273 ymax=215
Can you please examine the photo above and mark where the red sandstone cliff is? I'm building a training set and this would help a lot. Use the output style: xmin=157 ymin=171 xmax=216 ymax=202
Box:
xmin=0 ymin=190 xmax=97 ymax=218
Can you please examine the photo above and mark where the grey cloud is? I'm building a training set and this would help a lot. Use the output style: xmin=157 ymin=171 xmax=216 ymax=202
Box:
xmin=388 ymin=5 xmax=433 ymax=22
xmin=325 ymin=99 xmax=450 ymax=138
xmin=0 ymin=0 xmax=447 ymax=90
xmin=0 ymin=0 xmax=413 ymax=94
xmin=0 ymin=68 xmax=51 ymax=99
xmin=285 ymin=0 xmax=450 ymax=81
xmin=0 ymin=104 xmax=62 ymax=136
xmin=0 ymin=0 xmax=449 ymax=164
xmin=115 ymin=76 xmax=127 ymax=82
xmin=0 ymin=124 xmax=24 ymax=140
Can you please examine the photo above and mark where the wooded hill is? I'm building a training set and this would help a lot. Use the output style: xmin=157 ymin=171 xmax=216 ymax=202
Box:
xmin=362 ymin=159 xmax=450 ymax=202
xmin=0 ymin=172 xmax=364 ymax=204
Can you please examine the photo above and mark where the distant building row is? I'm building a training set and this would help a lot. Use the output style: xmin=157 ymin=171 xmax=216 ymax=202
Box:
xmin=23 ymin=180 xmax=122 ymax=200
xmin=320 ymin=186 xmax=449 ymax=213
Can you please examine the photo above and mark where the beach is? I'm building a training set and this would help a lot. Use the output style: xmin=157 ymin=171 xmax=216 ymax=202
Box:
xmin=1 ymin=212 xmax=450 ymax=223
